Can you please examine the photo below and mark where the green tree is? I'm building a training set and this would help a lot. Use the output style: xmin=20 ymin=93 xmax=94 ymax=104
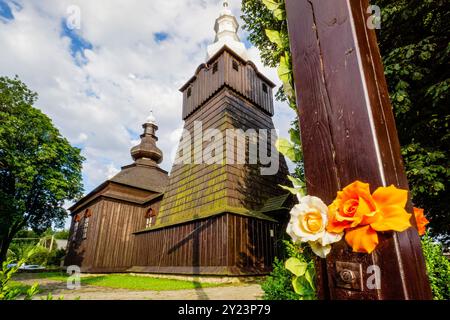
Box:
xmin=0 ymin=76 xmax=84 ymax=263
xmin=374 ymin=0 xmax=450 ymax=245
xmin=421 ymin=233 xmax=450 ymax=299
xmin=241 ymin=0 xmax=450 ymax=244
xmin=54 ymin=229 xmax=70 ymax=240
xmin=14 ymin=229 xmax=38 ymax=239
xmin=242 ymin=0 xmax=284 ymax=68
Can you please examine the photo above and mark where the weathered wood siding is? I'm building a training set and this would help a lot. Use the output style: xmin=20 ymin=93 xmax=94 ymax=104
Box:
xmin=181 ymin=50 xmax=274 ymax=119
xmin=157 ymin=88 xmax=289 ymax=226
xmin=65 ymin=198 xmax=161 ymax=272
xmin=131 ymin=213 xmax=278 ymax=275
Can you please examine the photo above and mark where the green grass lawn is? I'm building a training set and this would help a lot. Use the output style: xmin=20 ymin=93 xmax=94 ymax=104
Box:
xmin=31 ymin=272 xmax=68 ymax=281
xmin=26 ymin=272 xmax=224 ymax=291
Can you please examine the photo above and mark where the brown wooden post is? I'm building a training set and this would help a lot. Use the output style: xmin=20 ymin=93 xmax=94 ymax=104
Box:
xmin=285 ymin=0 xmax=432 ymax=299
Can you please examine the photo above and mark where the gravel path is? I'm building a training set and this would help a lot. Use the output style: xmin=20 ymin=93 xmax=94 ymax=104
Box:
xmin=14 ymin=277 xmax=264 ymax=300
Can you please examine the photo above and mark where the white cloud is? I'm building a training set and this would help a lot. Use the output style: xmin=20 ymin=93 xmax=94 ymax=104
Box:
xmin=0 ymin=0 xmax=297 ymax=228
xmin=106 ymin=163 xmax=120 ymax=179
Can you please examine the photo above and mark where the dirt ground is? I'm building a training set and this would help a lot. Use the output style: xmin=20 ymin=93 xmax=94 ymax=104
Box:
xmin=14 ymin=276 xmax=264 ymax=300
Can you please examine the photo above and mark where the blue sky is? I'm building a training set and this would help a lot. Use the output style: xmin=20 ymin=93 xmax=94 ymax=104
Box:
xmin=0 ymin=3 xmax=11 ymax=20
xmin=60 ymin=18 xmax=93 ymax=65
xmin=0 ymin=0 xmax=296 ymax=229
xmin=154 ymin=32 xmax=169 ymax=43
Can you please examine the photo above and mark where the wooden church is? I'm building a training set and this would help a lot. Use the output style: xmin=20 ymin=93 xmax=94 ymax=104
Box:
xmin=65 ymin=1 xmax=292 ymax=275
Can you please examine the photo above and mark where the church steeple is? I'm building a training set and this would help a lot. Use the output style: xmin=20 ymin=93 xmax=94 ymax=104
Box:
xmin=206 ymin=0 xmax=248 ymax=60
xmin=130 ymin=111 xmax=163 ymax=166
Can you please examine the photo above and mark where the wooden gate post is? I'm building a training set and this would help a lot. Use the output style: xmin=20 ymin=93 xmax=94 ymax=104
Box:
xmin=285 ymin=0 xmax=432 ymax=299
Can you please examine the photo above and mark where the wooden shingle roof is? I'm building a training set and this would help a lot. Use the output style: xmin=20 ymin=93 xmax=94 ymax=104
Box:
xmin=259 ymin=194 xmax=291 ymax=213
xmin=151 ymin=85 xmax=290 ymax=230
xmin=110 ymin=164 xmax=168 ymax=194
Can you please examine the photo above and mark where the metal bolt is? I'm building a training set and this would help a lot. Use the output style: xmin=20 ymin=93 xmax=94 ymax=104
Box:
xmin=339 ymin=269 xmax=355 ymax=283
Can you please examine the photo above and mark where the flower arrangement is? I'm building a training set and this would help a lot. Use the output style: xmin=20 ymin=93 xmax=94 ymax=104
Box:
xmin=286 ymin=179 xmax=415 ymax=256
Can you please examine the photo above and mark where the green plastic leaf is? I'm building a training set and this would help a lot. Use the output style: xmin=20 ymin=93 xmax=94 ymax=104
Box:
xmin=262 ymin=0 xmax=281 ymax=11
xmin=273 ymin=8 xmax=286 ymax=21
xmin=278 ymin=55 xmax=292 ymax=85
xmin=279 ymin=184 xmax=300 ymax=195
xmin=283 ymin=81 xmax=295 ymax=100
xmin=288 ymin=100 xmax=297 ymax=111
xmin=289 ymin=128 xmax=301 ymax=146
xmin=305 ymin=264 xmax=316 ymax=291
xmin=293 ymin=149 xmax=302 ymax=162
xmin=275 ymin=138 xmax=296 ymax=161
xmin=265 ymin=29 xmax=283 ymax=48
xmin=287 ymin=175 xmax=304 ymax=188
xmin=285 ymin=257 xmax=308 ymax=276
xmin=292 ymin=276 xmax=315 ymax=296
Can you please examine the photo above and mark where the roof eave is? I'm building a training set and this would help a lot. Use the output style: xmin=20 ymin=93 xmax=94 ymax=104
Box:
xmin=179 ymin=45 xmax=276 ymax=92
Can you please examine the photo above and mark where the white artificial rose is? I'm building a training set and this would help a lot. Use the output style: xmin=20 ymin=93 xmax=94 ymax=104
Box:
xmin=286 ymin=195 xmax=343 ymax=258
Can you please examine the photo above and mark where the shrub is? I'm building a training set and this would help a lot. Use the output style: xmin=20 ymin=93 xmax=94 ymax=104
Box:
xmin=26 ymin=246 xmax=51 ymax=266
xmin=9 ymin=241 xmax=66 ymax=267
xmin=262 ymin=240 xmax=316 ymax=300
xmin=0 ymin=251 xmax=39 ymax=300
xmin=7 ymin=242 xmax=36 ymax=262
xmin=1 ymin=246 xmax=66 ymax=300
xmin=261 ymin=257 xmax=300 ymax=300
xmin=54 ymin=230 xmax=70 ymax=240
xmin=47 ymin=249 xmax=66 ymax=267
xmin=421 ymin=234 xmax=450 ymax=300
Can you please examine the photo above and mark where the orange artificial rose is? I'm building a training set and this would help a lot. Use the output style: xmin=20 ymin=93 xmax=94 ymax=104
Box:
xmin=345 ymin=225 xmax=379 ymax=254
xmin=327 ymin=181 xmax=412 ymax=254
xmin=413 ymin=207 xmax=429 ymax=236
xmin=327 ymin=181 xmax=378 ymax=233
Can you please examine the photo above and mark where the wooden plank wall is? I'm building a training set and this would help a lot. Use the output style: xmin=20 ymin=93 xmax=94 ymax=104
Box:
xmin=133 ymin=214 xmax=228 ymax=270
xmin=65 ymin=198 xmax=160 ymax=272
xmin=182 ymin=50 xmax=274 ymax=119
xmin=132 ymin=214 xmax=278 ymax=275
xmin=226 ymin=214 xmax=278 ymax=274
xmin=65 ymin=202 xmax=280 ymax=275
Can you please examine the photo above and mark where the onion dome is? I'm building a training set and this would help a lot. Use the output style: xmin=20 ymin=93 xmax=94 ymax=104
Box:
xmin=130 ymin=111 xmax=163 ymax=165
xmin=206 ymin=0 xmax=248 ymax=60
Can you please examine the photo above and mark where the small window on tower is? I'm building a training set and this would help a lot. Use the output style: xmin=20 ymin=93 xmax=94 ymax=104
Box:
xmin=212 ymin=62 xmax=218 ymax=74
xmin=262 ymin=83 xmax=268 ymax=93
xmin=82 ymin=209 xmax=92 ymax=240
xmin=187 ymin=87 xmax=192 ymax=98
xmin=82 ymin=217 xmax=89 ymax=239
xmin=232 ymin=60 xmax=239 ymax=71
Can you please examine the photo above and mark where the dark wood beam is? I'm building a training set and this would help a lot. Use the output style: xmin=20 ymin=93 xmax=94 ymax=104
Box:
xmin=285 ymin=0 xmax=432 ymax=299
